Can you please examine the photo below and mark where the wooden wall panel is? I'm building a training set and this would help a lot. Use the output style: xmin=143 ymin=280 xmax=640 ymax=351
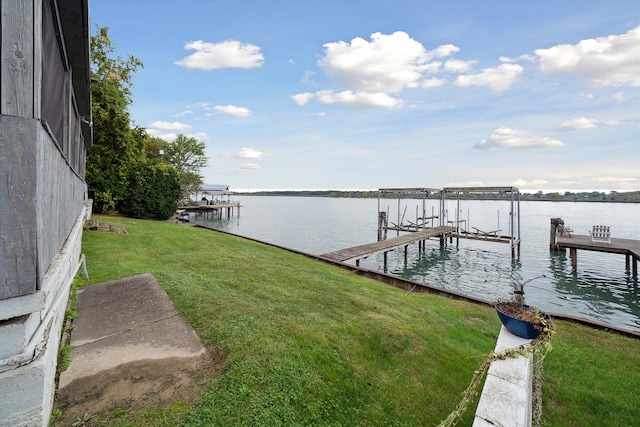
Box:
xmin=0 ymin=116 xmax=38 ymax=298
xmin=36 ymin=124 xmax=86 ymax=288
xmin=1 ymin=0 xmax=35 ymax=117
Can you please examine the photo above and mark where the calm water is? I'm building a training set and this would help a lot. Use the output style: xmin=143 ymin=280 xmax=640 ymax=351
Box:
xmin=191 ymin=196 xmax=640 ymax=332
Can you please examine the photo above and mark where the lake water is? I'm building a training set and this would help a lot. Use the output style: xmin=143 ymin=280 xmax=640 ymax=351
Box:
xmin=190 ymin=196 xmax=640 ymax=333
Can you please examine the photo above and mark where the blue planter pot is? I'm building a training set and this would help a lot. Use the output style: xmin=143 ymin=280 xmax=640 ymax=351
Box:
xmin=496 ymin=304 xmax=550 ymax=339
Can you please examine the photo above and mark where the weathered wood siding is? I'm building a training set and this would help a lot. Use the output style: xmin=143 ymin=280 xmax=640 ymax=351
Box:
xmin=1 ymin=0 xmax=88 ymax=299
xmin=0 ymin=0 xmax=39 ymax=117
xmin=0 ymin=116 xmax=38 ymax=298
xmin=36 ymin=125 xmax=86 ymax=288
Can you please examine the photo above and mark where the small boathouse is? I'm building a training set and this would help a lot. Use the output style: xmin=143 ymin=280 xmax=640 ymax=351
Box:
xmin=182 ymin=184 xmax=241 ymax=218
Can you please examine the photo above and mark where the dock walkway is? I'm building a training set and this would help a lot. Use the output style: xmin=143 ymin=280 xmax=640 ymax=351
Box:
xmin=556 ymin=234 xmax=640 ymax=275
xmin=322 ymin=226 xmax=455 ymax=264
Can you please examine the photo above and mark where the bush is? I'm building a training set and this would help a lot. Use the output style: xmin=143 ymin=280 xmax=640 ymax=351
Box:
xmin=119 ymin=162 xmax=180 ymax=220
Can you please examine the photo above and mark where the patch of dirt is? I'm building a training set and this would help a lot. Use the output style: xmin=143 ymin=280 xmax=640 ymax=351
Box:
xmin=54 ymin=347 xmax=226 ymax=425
xmin=84 ymin=219 xmax=127 ymax=234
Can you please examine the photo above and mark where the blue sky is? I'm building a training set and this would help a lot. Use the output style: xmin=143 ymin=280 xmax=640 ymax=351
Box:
xmin=91 ymin=0 xmax=640 ymax=192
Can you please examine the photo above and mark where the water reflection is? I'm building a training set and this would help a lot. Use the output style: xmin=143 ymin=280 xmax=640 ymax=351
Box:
xmin=387 ymin=240 xmax=640 ymax=331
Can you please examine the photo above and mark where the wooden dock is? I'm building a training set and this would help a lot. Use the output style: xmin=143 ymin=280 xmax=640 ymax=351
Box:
xmin=182 ymin=202 xmax=240 ymax=211
xmin=556 ymin=234 xmax=640 ymax=276
xmin=322 ymin=226 xmax=456 ymax=265
xmin=182 ymin=202 xmax=241 ymax=218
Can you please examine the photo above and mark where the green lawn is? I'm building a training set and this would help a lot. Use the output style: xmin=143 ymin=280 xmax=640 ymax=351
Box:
xmin=74 ymin=216 xmax=640 ymax=426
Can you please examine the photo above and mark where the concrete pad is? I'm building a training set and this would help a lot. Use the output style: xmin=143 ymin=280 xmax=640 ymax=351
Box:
xmin=70 ymin=273 xmax=180 ymax=345
xmin=58 ymin=273 xmax=205 ymax=389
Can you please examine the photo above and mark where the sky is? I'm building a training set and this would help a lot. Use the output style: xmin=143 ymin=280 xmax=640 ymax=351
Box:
xmin=90 ymin=0 xmax=640 ymax=193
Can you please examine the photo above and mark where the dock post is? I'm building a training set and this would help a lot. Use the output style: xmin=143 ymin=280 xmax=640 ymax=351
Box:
xmin=383 ymin=251 xmax=388 ymax=271
xmin=626 ymin=254 xmax=631 ymax=270
xmin=378 ymin=211 xmax=387 ymax=241
xmin=550 ymin=218 xmax=564 ymax=251
xmin=570 ymin=248 xmax=577 ymax=272
xmin=633 ymin=256 xmax=638 ymax=277
xmin=404 ymin=245 xmax=408 ymax=264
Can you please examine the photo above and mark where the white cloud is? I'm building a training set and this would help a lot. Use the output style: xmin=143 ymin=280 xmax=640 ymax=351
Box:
xmin=499 ymin=54 xmax=535 ymax=63
xmin=188 ymin=101 xmax=211 ymax=109
xmin=444 ymin=59 xmax=476 ymax=73
xmin=420 ymin=77 xmax=446 ymax=88
xmin=554 ymin=117 xmax=623 ymax=132
xmin=237 ymin=147 xmax=270 ymax=159
xmin=315 ymin=90 xmax=403 ymax=109
xmin=301 ymin=70 xmax=316 ymax=85
xmin=291 ymin=92 xmax=315 ymax=106
xmin=175 ymin=40 xmax=264 ymax=70
xmin=214 ymin=105 xmax=251 ymax=118
xmin=320 ymin=31 xmax=455 ymax=94
xmin=302 ymin=31 xmax=465 ymax=108
xmin=189 ymin=132 xmax=209 ymax=141
xmin=239 ymin=163 xmax=261 ymax=171
xmin=147 ymin=121 xmax=192 ymax=131
xmin=146 ymin=129 xmax=208 ymax=142
xmin=474 ymin=127 xmax=565 ymax=150
xmin=455 ymin=64 xmax=523 ymax=91
xmin=147 ymin=130 xmax=178 ymax=141
xmin=433 ymin=44 xmax=460 ymax=57
xmin=535 ymin=25 xmax=640 ymax=87
xmin=554 ymin=117 xmax=598 ymax=132
xmin=613 ymin=91 xmax=626 ymax=103
xmin=174 ymin=110 xmax=193 ymax=117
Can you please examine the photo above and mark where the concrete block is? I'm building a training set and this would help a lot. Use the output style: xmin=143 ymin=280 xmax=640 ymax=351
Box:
xmin=474 ymin=374 xmax=530 ymax=427
xmin=473 ymin=326 xmax=533 ymax=427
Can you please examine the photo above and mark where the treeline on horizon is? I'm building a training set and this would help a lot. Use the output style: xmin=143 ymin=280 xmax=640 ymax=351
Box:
xmin=234 ymin=189 xmax=640 ymax=202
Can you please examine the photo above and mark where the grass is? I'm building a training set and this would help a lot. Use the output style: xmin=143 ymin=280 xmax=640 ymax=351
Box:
xmin=77 ymin=216 xmax=640 ymax=426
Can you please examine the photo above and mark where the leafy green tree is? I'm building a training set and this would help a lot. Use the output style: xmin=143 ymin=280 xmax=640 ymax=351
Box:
xmin=86 ymin=26 xmax=180 ymax=219
xmin=86 ymin=26 xmax=145 ymax=212
xmin=163 ymin=134 xmax=208 ymax=201
xmin=143 ymin=135 xmax=168 ymax=162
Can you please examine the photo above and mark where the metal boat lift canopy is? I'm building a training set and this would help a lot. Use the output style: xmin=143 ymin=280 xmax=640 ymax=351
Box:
xmin=378 ymin=186 xmax=521 ymax=257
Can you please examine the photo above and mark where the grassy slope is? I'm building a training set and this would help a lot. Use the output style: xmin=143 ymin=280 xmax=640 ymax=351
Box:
xmin=79 ymin=216 xmax=640 ymax=426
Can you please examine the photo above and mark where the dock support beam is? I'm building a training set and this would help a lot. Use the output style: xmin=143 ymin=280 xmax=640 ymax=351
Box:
xmin=570 ymin=248 xmax=577 ymax=272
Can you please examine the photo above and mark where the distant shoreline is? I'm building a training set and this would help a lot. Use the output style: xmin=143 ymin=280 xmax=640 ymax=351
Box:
xmin=233 ymin=189 xmax=640 ymax=203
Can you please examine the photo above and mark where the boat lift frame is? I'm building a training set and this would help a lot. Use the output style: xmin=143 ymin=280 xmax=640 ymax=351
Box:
xmin=378 ymin=186 xmax=521 ymax=258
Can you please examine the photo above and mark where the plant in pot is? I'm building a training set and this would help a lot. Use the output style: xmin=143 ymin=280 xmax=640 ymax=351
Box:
xmin=495 ymin=272 xmax=553 ymax=339
xmin=439 ymin=271 xmax=555 ymax=427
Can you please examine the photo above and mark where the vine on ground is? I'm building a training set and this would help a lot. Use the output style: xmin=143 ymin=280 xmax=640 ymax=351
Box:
xmin=437 ymin=318 xmax=555 ymax=427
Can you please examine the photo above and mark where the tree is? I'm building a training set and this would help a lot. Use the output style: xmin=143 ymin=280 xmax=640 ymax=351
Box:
xmin=86 ymin=26 xmax=145 ymax=212
xmin=163 ymin=134 xmax=208 ymax=201
xmin=144 ymin=135 xmax=168 ymax=162
xmin=86 ymin=26 xmax=180 ymax=219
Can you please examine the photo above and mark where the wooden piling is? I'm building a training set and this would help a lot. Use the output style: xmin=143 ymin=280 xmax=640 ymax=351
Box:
xmin=550 ymin=218 xmax=564 ymax=251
